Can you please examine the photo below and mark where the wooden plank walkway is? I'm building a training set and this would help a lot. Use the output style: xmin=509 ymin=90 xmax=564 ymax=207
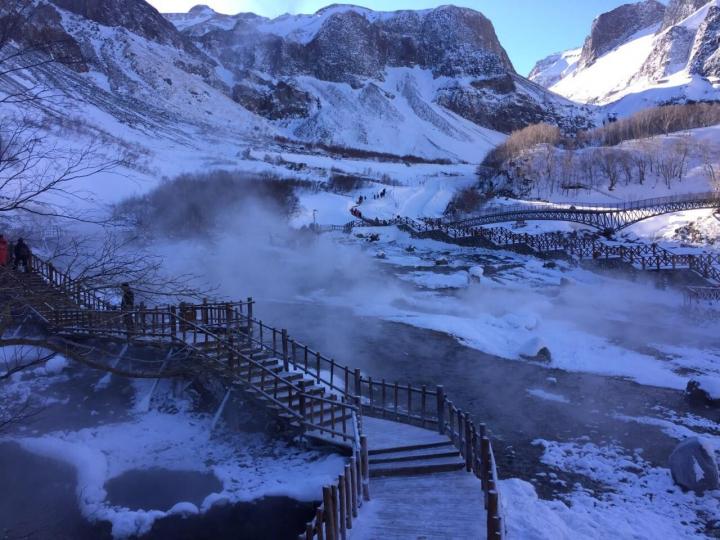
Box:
xmin=352 ymin=417 xmax=487 ymax=539
xmin=2 ymin=256 xmax=503 ymax=539
xmin=348 ymin=471 xmax=486 ymax=540
xmin=363 ymin=417 xmax=449 ymax=451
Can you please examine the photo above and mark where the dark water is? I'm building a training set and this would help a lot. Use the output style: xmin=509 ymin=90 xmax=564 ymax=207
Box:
xmin=258 ymin=300 xmax=719 ymax=498
xmin=105 ymin=468 xmax=223 ymax=511
xmin=0 ymin=441 xmax=110 ymax=540
xmin=0 ymin=442 xmax=316 ymax=540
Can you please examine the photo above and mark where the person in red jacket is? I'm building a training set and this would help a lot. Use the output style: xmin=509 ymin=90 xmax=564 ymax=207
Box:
xmin=0 ymin=235 xmax=8 ymax=266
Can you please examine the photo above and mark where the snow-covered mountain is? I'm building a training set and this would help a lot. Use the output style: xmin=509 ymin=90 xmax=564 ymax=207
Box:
xmin=1 ymin=0 xmax=596 ymax=166
xmin=527 ymin=48 xmax=581 ymax=88
xmin=529 ymin=0 xmax=720 ymax=112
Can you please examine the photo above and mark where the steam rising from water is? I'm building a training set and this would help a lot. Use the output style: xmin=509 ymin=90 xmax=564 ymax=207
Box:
xmin=155 ymin=195 xmax=720 ymax=390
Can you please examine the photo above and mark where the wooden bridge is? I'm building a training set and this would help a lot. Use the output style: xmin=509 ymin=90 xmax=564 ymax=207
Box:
xmin=1 ymin=256 xmax=506 ymax=539
xmin=338 ymin=200 xmax=720 ymax=305
xmin=438 ymin=192 xmax=720 ymax=232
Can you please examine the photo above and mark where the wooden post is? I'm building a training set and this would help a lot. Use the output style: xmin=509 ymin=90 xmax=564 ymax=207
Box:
xmin=355 ymin=452 xmax=363 ymax=508
xmin=354 ymin=368 xmax=362 ymax=400
xmin=299 ymin=380 xmax=306 ymax=417
xmin=436 ymin=385 xmax=445 ymax=434
xmin=344 ymin=464 xmax=353 ymax=528
xmin=282 ymin=329 xmax=289 ymax=371
xmin=421 ymin=385 xmax=427 ymax=428
xmin=381 ymin=379 xmax=387 ymax=418
xmin=322 ymin=486 xmax=336 ymax=540
xmin=407 ymin=383 xmax=412 ymax=422
xmin=225 ymin=302 xmax=232 ymax=330
xmin=305 ymin=523 xmax=314 ymax=540
xmin=350 ymin=457 xmax=359 ymax=516
xmin=246 ymin=298 xmax=253 ymax=344
xmin=487 ymin=490 xmax=499 ymax=539
xmin=332 ymin=484 xmax=343 ymax=540
xmin=338 ymin=478 xmax=346 ymax=539
xmin=471 ymin=426 xmax=479 ymax=476
xmin=315 ymin=508 xmax=325 ymax=540
xmin=464 ymin=414 xmax=472 ymax=472
xmin=360 ymin=436 xmax=370 ymax=501
xmin=481 ymin=436 xmax=490 ymax=504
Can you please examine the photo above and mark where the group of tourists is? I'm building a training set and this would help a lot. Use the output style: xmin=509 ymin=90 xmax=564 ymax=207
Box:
xmin=0 ymin=235 xmax=32 ymax=272
xmin=355 ymin=189 xmax=389 ymax=206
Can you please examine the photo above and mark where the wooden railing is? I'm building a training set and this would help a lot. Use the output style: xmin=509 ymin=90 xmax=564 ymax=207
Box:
xmin=28 ymin=254 xmax=113 ymax=311
xmin=300 ymin=435 xmax=369 ymax=540
xmin=49 ymin=302 xmax=361 ymax=446
xmin=442 ymin=191 xmax=720 ymax=229
xmin=13 ymin=256 xmax=505 ymax=538
xmin=218 ymin=313 xmax=506 ymax=538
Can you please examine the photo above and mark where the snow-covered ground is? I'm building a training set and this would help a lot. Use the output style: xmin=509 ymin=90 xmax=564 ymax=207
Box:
xmin=502 ymin=434 xmax=719 ymax=539
xmin=545 ymin=1 xmax=720 ymax=111
xmin=0 ymin=351 xmax=344 ymax=539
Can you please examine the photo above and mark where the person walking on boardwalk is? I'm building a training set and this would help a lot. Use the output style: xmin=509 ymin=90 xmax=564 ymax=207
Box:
xmin=0 ymin=235 xmax=8 ymax=266
xmin=13 ymin=238 xmax=31 ymax=272
xmin=120 ymin=283 xmax=135 ymax=338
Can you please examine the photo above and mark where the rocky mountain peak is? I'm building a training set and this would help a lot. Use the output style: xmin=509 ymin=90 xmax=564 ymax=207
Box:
xmin=660 ymin=0 xmax=710 ymax=30
xmin=578 ymin=0 xmax=665 ymax=68
xmin=50 ymin=0 xmax=193 ymax=51
xmin=188 ymin=4 xmax=216 ymax=15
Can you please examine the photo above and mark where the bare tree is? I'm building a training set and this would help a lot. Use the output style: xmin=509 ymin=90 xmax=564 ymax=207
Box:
xmin=597 ymin=148 xmax=622 ymax=191
xmin=698 ymin=140 xmax=720 ymax=191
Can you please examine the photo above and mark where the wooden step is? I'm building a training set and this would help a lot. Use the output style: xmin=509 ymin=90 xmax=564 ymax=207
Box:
xmin=369 ymin=445 xmax=459 ymax=465
xmin=369 ymin=455 xmax=464 ymax=478
xmin=236 ymin=382 xmax=325 ymax=403
xmin=368 ymin=440 xmax=453 ymax=455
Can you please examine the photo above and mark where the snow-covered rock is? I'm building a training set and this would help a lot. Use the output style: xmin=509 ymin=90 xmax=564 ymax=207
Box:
xmin=469 ymin=265 xmax=484 ymax=281
xmin=519 ymin=337 xmax=552 ymax=363
xmin=685 ymin=376 xmax=720 ymax=404
xmin=577 ymin=0 xmax=666 ymax=69
xmin=530 ymin=0 xmax=720 ymax=110
xmin=165 ymin=3 xmax=591 ymax=134
xmin=527 ymin=48 xmax=581 ymax=88
xmin=668 ymin=437 xmax=719 ymax=493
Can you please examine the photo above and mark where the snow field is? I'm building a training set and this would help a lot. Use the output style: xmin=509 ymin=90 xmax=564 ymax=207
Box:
xmin=2 ymin=367 xmax=344 ymax=539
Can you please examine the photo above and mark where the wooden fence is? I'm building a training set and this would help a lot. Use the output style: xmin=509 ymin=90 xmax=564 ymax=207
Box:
xmin=20 ymin=256 xmax=506 ymax=538
xmin=300 ymin=436 xmax=369 ymax=540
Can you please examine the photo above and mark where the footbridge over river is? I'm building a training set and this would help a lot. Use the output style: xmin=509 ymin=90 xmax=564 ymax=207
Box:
xmin=337 ymin=192 xmax=720 ymax=304
xmin=444 ymin=191 xmax=720 ymax=232
xmin=1 ymin=256 xmax=504 ymax=539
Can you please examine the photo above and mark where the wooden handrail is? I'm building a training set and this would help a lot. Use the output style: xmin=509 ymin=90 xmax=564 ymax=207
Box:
xmin=16 ymin=255 xmax=503 ymax=537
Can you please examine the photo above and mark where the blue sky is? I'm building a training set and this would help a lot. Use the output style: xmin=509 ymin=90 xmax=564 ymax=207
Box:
xmin=150 ymin=1 xmax=665 ymax=75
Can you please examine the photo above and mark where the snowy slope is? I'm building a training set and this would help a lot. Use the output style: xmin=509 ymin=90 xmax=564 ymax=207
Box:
xmin=530 ymin=0 xmax=720 ymax=112
xmin=550 ymin=25 xmax=661 ymax=105
xmin=527 ymin=48 xmax=581 ymax=88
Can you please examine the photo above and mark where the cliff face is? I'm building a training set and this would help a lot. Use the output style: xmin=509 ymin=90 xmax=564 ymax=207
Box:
xmin=530 ymin=0 xmax=719 ymax=108
xmin=1 ymin=0 xmax=593 ymax=162
xmin=189 ymin=5 xmax=515 ymax=85
xmin=578 ymin=0 xmax=665 ymax=69
xmin=661 ymin=0 xmax=710 ymax=30
xmin=168 ymin=4 xmax=589 ymax=134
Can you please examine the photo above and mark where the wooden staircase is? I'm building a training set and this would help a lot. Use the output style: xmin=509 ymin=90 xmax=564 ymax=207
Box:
xmin=369 ymin=440 xmax=465 ymax=478
xmin=2 ymin=254 xmax=506 ymax=539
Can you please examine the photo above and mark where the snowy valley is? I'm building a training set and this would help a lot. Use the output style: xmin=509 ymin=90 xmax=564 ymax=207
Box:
xmin=1 ymin=0 xmax=720 ymax=539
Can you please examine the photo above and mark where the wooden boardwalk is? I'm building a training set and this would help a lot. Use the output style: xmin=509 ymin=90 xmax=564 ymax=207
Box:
xmin=349 ymin=471 xmax=486 ymax=540
xmin=351 ymin=417 xmax=486 ymax=539
xmin=2 ymin=256 xmax=505 ymax=539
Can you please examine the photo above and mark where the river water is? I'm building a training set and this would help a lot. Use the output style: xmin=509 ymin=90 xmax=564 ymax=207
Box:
xmin=258 ymin=300 xmax=718 ymax=499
